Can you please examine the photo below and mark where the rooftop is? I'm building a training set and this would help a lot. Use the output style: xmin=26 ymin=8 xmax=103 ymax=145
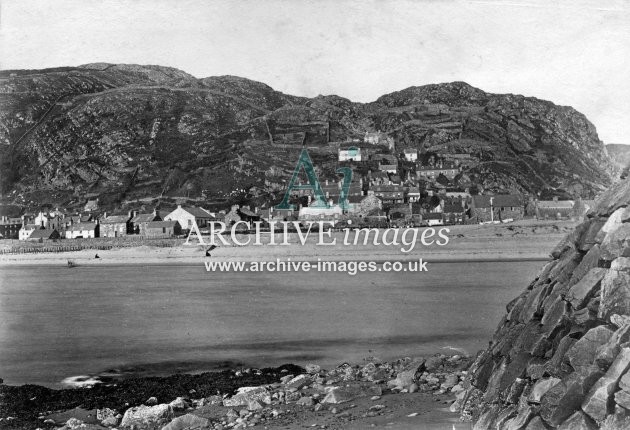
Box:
xmin=473 ymin=194 xmax=523 ymax=208
xmin=101 ymin=214 xmax=130 ymax=224
xmin=146 ymin=220 xmax=179 ymax=228
xmin=537 ymin=200 xmax=575 ymax=209
xmin=180 ymin=206 xmax=213 ymax=218
xmin=67 ymin=222 xmax=97 ymax=231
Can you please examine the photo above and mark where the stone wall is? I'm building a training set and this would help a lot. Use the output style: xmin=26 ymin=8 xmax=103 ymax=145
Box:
xmin=458 ymin=179 xmax=630 ymax=429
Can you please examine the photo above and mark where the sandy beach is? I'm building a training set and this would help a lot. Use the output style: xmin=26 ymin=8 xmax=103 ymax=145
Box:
xmin=0 ymin=220 xmax=576 ymax=266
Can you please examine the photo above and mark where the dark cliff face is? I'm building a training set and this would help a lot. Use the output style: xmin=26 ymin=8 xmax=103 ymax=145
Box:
xmin=459 ymin=178 xmax=630 ymax=429
xmin=0 ymin=65 xmax=615 ymax=208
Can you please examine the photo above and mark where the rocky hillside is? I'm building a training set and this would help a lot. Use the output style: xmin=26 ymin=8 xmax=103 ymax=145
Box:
xmin=0 ymin=64 xmax=615 ymax=210
xmin=458 ymin=178 xmax=630 ymax=429
xmin=607 ymin=144 xmax=630 ymax=170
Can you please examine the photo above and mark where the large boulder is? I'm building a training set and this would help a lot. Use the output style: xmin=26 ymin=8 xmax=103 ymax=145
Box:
xmin=528 ymin=377 xmax=561 ymax=403
xmin=565 ymin=268 xmax=607 ymax=309
xmin=222 ymin=386 xmax=271 ymax=409
xmin=120 ymin=404 xmax=173 ymax=429
xmin=566 ymin=325 xmax=614 ymax=371
xmin=598 ymin=262 xmax=630 ymax=320
xmin=161 ymin=413 xmax=209 ymax=430
xmin=386 ymin=359 xmax=425 ymax=389
xmin=321 ymin=385 xmax=378 ymax=404
xmin=581 ymin=347 xmax=630 ymax=423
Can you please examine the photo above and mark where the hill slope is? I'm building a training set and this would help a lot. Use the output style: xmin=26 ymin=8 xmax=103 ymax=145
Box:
xmin=606 ymin=143 xmax=630 ymax=170
xmin=0 ymin=64 xmax=615 ymax=210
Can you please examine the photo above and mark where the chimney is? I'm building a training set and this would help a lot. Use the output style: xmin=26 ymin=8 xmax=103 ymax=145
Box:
xmin=177 ymin=204 xmax=182 ymax=209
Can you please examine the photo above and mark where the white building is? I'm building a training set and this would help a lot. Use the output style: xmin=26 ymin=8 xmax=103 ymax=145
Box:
xmin=19 ymin=224 xmax=38 ymax=241
xmin=34 ymin=212 xmax=48 ymax=228
xmin=338 ymin=147 xmax=361 ymax=162
xmin=65 ymin=222 xmax=98 ymax=239
xmin=407 ymin=187 xmax=421 ymax=202
xmin=164 ymin=205 xmax=215 ymax=231
xmin=298 ymin=205 xmax=343 ymax=222
xmin=403 ymin=148 xmax=418 ymax=162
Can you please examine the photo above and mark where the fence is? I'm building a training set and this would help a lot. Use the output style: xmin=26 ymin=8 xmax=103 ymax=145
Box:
xmin=0 ymin=236 xmax=185 ymax=255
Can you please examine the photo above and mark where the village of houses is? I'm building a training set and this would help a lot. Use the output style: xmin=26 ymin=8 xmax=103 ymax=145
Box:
xmin=0 ymin=132 xmax=592 ymax=246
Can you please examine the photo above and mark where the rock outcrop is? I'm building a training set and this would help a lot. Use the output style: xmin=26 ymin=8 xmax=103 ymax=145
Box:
xmin=0 ymin=64 xmax=615 ymax=209
xmin=459 ymin=178 xmax=630 ymax=429
xmin=607 ymin=144 xmax=630 ymax=171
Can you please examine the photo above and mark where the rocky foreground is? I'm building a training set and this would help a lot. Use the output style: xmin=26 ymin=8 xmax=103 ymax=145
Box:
xmin=0 ymin=354 xmax=471 ymax=430
xmin=456 ymin=178 xmax=630 ymax=429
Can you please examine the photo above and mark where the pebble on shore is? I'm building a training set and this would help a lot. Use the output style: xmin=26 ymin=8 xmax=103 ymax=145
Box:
xmin=27 ymin=354 xmax=472 ymax=430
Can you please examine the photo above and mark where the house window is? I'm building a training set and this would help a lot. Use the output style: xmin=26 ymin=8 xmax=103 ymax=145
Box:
xmin=162 ymin=227 xmax=166 ymax=233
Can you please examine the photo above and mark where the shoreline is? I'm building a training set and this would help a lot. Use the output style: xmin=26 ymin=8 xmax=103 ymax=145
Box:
xmin=0 ymin=220 xmax=575 ymax=267
xmin=0 ymin=220 xmax=573 ymax=429
xmin=0 ymin=354 xmax=473 ymax=430
xmin=0 ymin=255 xmax=552 ymax=268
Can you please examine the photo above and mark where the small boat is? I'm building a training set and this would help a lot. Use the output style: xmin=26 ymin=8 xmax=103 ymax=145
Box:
xmin=67 ymin=260 xmax=77 ymax=268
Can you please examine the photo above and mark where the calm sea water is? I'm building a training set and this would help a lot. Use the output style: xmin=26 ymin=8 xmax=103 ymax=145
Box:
xmin=0 ymin=261 xmax=543 ymax=387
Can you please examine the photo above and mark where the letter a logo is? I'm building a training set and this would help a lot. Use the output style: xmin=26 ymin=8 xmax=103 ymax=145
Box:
xmin=275 ymin=149 xmax=327 ymax=210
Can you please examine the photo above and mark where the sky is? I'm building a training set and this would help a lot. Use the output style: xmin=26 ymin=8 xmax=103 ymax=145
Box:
xmin=1 ymin=0 xmax=629 ymax=143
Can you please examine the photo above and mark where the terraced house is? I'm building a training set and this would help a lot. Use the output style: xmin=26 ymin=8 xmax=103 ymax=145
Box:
xmin=19 ymin=224 xmax=40 ymax=241
xmin=0 ymin=216 xmax=22 ymax=239
xmin=100 ymin=213 xmax=132 ymax=238
xmin=371 ymin=185 xmax=405 ymax=205
xmin=534 ymin=199 xmax=575 ymax=220
xmin=417 ymin=161 xmax=459 ymax=180
xmin=144 ymin=220 xmax=181 ymax=238
xmin=470 ymin=194 xmax=524 ymax=223
xmin=65 ymin=222 xmax=99 ymax=239
xmin=130 ymin=209 xmax=161 ymax=235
